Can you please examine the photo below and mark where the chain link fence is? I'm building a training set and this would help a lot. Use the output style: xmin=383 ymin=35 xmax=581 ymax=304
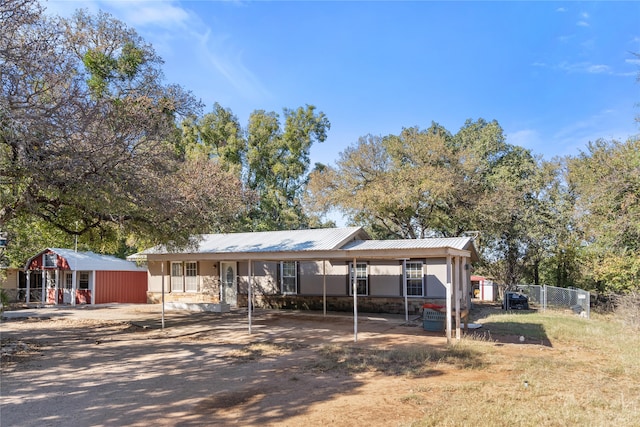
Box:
xmin=514 ymin=284 xmax=590 ymax=318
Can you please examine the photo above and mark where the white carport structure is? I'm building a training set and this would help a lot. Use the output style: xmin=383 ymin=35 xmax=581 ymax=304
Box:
xmin=138 ymin=227 xmax=478 ymax=343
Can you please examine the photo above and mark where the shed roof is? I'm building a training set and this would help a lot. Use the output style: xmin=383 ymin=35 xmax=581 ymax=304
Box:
xmin=27 ymin=248 xmax=146 ymax=272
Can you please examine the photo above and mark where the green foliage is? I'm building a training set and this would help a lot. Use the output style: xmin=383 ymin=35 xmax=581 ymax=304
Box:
xmin=307 ymin=119 xmax=550 ymax=286
xmin=0 ymin=288 xmax=9 ymax=308
xmin=181 ymin=104 xmax=330 ymax=231
xmin=82 ymin=49 xmax=117 ymax=96
xmin=1 ymin=3 xmax=249 ymax=262
xmin=567 ymin=138 xmax=640 ymax=292
xmin=117 ymin=42 xmax=144 ymax=78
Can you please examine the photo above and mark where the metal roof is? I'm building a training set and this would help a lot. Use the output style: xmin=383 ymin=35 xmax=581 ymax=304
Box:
xmin=341 ymin=237 xmax=473 ymax=251
xmin=41 ymin=248 xmax=146 ymax=272
xmin=139 ymin=227 xmax=369 ymax=255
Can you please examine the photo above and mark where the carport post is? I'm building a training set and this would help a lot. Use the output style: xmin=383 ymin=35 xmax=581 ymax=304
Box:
xmin=402 ymin=259 xmax=408 ymax=324
xmin=446 ymin=255 xmax=452 ymax=344
xmin=161 ymin=261 xmax=165 ymax=330
xmin=248 ymin=260 xmax=252 ymax=334
xmin=454 ymin=256 xmax=461 ymax=341
xmin=323 ymin=260 xmax=327 ymax=317
xmin=353 ymin=256 xmax=358 ymax=343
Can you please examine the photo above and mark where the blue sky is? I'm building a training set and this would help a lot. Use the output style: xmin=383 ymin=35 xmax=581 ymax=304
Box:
xmin=45 ymin=1 xmax=640 ymax=166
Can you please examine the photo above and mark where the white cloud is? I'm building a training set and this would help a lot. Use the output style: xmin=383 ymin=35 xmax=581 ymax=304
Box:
xmin=586 ymin=64 xmax=612 ymax=74
xmin=557 ymin=34 xmax=574 ymax=43
xmin=556 ymin=7 xmax=567 ymax=13
xmin=196 ymin=29 xmax=271 ymax=101
xmin=556 ymin=61 xmax=612 ymax=74
xmin=107 ymin=1 xmax=191 ymax=29
xmin=626 ymin=58 xmax=640 ymax=65
xmin=576 ymin=11 xmax=590 ymax=27
xmin=553 ymin=109 xmax=639 ymax=156
xmin=44 ymin=0 xmax=270 ymax=105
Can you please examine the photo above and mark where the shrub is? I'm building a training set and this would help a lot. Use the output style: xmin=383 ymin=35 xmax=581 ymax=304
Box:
xmin=614 ymin=291 xmax=640 ymax=331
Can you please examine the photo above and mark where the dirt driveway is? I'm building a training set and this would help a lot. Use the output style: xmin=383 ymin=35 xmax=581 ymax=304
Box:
xmin=1 ymin=304 xmax=457 ymax=427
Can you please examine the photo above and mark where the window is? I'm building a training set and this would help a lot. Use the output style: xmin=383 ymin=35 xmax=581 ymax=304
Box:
xmin=65 ymin=274 xmax=73 ymax=289
xmin=185 ymin=262 xmax=198 ymax=292
xmin=79 ymin=272 xmax=90 ymax=290
xmin=406 ymin=262 xmax=424 ymax=297
xmin=43 ymin=253 xmax=58 ymax=268
xmin=171 ymin=262 xmax=183 ymax=292
xmin=349 ymin=262 xmax=368 ymax=296
xmin=280 ymin=261 xmax=297 ymax=294
xmin=171 ymin=262 xmax=198 ymax=292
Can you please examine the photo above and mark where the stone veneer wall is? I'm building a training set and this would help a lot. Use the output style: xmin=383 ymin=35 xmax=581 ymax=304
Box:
xmin=237 ymin=294 xmax=445 ymax=315
xmin=147 ymin=276 xmax=221 ymax=304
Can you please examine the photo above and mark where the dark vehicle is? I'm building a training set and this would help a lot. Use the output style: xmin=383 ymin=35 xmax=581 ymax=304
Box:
xmin=503 ymin=291 xmax=530 ymax=310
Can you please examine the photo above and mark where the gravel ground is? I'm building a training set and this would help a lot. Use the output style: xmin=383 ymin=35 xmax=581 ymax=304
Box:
xmin=1 ymin=304 xmax=444 ymax=427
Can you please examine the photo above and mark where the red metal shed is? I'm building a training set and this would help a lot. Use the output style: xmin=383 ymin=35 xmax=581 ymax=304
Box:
xmin=24 ymin=248 xmax=148 ymax=305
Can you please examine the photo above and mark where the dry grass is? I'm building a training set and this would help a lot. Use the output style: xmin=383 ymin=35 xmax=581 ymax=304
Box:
xmin=225 ymin=342 xmax=304 ymax=362
xmin=309 ymin=343 xmax=485 ymax=377
xmin=401 ymin=310 xmax=640 ymax=427
xmin=302 ymin=309 xmax=640 ymax=426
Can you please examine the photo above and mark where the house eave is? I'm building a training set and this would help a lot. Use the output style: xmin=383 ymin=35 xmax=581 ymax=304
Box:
xmin=144 ymin=246 xmax=474 ymax=263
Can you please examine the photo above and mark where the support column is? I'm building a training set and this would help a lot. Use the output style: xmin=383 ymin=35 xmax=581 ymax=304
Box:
xmin=454 ymin=257 xmax=462 ymax=341
xmin=248 ymin=260 xmax=252 ymax=334
xmin=402 ymin=259 xmax=408 ymax=324
xmin=461 ymin=258 xmax=469 ymax=330
xmin=54 ymin=269 xmax=59 ymax=305
xmin=26 ymin=271 xmax=30 ymax=304
xmin=71 ymin=270 xmax=77 ymax=306
xmin=41 ymin=269 xmax=46 ymax=304
xmin=445 ymin=255 xmax=452 ymax=344
xmin=91 ymin=271 xmax=96 ymax=305
xmin=161 ymin=261 xmax=165 ymax=330
xmin=353 ymin=257 xmax=358 ymax=343
xmin=322 ymin=260 xmax=327 ymax=317
xmin=454 ymin=256 xmax=461 ymax=341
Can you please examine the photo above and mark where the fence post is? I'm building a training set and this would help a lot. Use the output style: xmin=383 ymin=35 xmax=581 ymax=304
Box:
xmin=542 ymin=285 xmax=547 ymax=312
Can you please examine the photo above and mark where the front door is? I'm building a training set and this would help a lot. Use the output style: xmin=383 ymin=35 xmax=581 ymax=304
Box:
xmin=220 ymin=262 xmax=237 ymax=306
xmin=62 ymin=273 xmax=73 ymax=304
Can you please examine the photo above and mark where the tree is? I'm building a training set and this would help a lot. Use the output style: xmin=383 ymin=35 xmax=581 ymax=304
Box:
xmin=307 ymin=126 xmax=462 ymax=239
xmin=1 ymin=2 xmax=249 ymax=265
xmin=476 ymin=146 xmax=549 ymax=287
xmin=182 ymin=104 xmax=330 ymax=231
xmin=306 ymin=118 xmax=556 ymax=287
xmin=567 ymin=138 xmax=640 ymax=292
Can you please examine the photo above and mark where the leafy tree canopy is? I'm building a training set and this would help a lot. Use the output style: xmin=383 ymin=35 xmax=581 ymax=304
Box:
xmin=1 ymin=0 xmax=250 ymax=265
xmin=567 ymin=138 xmax=640 ymax=292
xmin=181 ymin=104 xmax=330 ymax=231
